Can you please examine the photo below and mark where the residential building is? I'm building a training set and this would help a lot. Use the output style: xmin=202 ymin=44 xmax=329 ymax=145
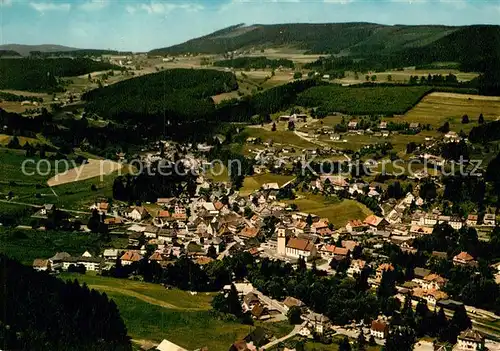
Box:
xmin=347 ymin=259 xmax=366 ymax=276
xmin=376 ymin=263 xmax=395 ymax=281
xmin=453 ymin=252 xmax=477 ymax=266
xmin=33 ymin=259 xmax=51 ymax=272
xmin=126 ymin=206 xmax=150 ymax=221
xmin=346 ymin=220 xmax=368 ymax=233
xmin=370 ymin=320 xmax=389 ymax=339
xmin=120 ymin=251 xmax=143 ymax=265
xmin=61 ymin=256 xmax=103 ymax=272
xmin=457 ymin=329 xmax=485 ymax=351
xmin=305 ymin=312 xmax=330 ymax=334
xmin=364 ymin=215 xmax=389 ymax=230
xmin=483 ymin=214 xmax=496 ymax=227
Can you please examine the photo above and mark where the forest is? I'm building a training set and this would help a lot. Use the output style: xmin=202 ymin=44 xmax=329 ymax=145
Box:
xmin=0 ymin=58 xmax=121 ymax=92
xmin=83 ymin=68 xmax=237 ymax=126
xmin=213 ymin=56 xmax=294 ymax=69
xmin=297 ymin=85 xmax=432 ymax=116
xmin=0 ymin=255 xmax=131 ymax=351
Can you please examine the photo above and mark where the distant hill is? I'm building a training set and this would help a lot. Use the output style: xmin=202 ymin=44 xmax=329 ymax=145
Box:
xmin=149 ymin=23 xmax=500 ymax=68
xmin=0 ymin=50 xmax=21 ymax=57
xmin=0 ymin=44 xmax=80 ymax=56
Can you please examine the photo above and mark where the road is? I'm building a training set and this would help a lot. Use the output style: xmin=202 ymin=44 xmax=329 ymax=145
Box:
xmin=261 ymin=322 xmax=306 ymax=350
xmin=0 ymin=199 xmax=91 ymax=215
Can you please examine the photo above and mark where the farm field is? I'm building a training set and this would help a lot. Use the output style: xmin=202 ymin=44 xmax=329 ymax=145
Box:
xmin=240 ymin=173 xmax=295 ymax=196
xmin=286 ymin=194 xmax=372 ymax=228
xmin=61 ymin=273 xmax=293 ymax=349
xmin=397 ymin=92 xmax=500 ymax=131
xmin=47 ymin=158 xmax=123 ymax=186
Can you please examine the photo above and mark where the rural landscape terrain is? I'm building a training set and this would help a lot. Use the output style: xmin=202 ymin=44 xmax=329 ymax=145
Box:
xmin=1 ymin=8 xmax=500 ymax=351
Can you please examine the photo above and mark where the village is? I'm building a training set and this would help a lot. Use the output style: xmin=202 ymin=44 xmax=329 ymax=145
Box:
xmin=28 ymin=125 xmax=500 ymax=351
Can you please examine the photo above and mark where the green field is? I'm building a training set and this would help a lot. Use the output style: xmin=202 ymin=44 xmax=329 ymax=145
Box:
xmin=286 ymin=194 xmax=372 ymax=228
xmin=297 ymin=86 xmax=432 ymax=116
xmin=0 ymin=228 xmax=126 ymax=265
xmin=245 ymin=127 xmax=318 ymax=149
xmin=240 ymin=173 xmax=295 ymax=196
xmin=61 ymin=273 xmax=293 ymax=349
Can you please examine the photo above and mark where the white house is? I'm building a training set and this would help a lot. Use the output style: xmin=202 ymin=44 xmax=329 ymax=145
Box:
xmin=457 ymin=329 xmax=485 ymax=351
xmin=126 ymin=206 xmax=149 ymax=221
xmin=483 ymin=214 xmax=496 ymax=227
xmin=370 ymin=320 xmax=389 ymax=340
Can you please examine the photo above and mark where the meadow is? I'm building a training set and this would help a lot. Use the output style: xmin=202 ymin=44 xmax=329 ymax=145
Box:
xmin=240 ymin=173 xmax=295 ymax=196
xmin=61 ymin=273 xmax=294 ymax=349
xmin=286 ymin=194 xmax=372 ymax=228
xmin=245 ymin=126 xmax=318 ymax=149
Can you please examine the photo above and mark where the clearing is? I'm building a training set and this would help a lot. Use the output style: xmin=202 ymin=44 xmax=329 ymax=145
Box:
xmin=240 ymin=173 xmax=295 ymax=196
xmin=286 ymin=194 xmax=372 ymax=228
xmin=47 ymin=159 xmax=123 ymax=187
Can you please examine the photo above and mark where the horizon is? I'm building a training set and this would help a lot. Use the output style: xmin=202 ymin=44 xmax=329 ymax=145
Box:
xmin=1 ymin=0 xmax=500 ymax=52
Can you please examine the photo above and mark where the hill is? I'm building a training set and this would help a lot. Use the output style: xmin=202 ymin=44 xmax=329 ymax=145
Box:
xmin=150 ymin=23 xmax=500 ymax=70
xmin=0 ymin=58 xmax=122 ymax=92
xmin=0 ymin=43 xmax=80 ymax=56
xmin=0 ymin=49 xmax=21 ymax=57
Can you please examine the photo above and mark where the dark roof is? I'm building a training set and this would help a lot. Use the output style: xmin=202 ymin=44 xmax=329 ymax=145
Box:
xmin=414 ymin=267 xmax=431 ymax=279
xmin=244 ymin=327 xmax=268 ymax=347
xmin=459 ymin=329 xmax=484 ymax=343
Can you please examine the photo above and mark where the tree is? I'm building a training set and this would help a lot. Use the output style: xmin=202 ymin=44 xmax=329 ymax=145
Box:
xmin=288 ymin=120 xmax=295 ymax=131
xmin=478 ymin=113 xmax=484 ymax=124
xmin=271 ymin=122 xmax=277 ymax=132
xmin=87 ymin=209 xmax=101 ymax=233
xmin=7 ymin=136 xmax=20 ymax=149
xmin=306 ymin=214 xmax=313 ymax=226
xmin=287 ymin=305 xmax=302 ymax=325
xmin=387 ymin=74 xmax=392 ymax=82
xmin=371 ymin=75 xmax=377 ymax=82
xmin=356 ymin=329 xmax=366 ymax=350
xmin=450 ymin=305 xmax=472 ymax=333
xmin=207 ymin=244 xmax=217 ymax=259
xmin=438 ymin=121 xmax=450 ymax=133
xmin=293 ymin=72 xmax=303 ymax=79
xmin=339 ymin=336 xmax=351 ymax=351
xmin=385 ymin=327 xmax=415 ymax=351
xmin=462 ymin=114 xmax=470 ymax=124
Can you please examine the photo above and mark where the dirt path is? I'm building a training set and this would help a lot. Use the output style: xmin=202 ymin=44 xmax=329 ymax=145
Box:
xmin=88 ymin=285 xmax=206 ymax=311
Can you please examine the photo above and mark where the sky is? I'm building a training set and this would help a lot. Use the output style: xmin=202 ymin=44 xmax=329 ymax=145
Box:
xmin=0 ymin=0 xmax=499 ymax=51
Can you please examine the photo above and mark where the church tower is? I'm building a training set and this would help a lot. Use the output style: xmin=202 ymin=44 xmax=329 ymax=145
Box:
xmin=277 ymin=225 xmax=286 ymax=256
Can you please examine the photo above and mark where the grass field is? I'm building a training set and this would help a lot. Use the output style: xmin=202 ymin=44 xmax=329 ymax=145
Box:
xmin=47 ymin=159 xmax=123 ymax=186
xmin=286 ymin=194 xmax=372 ymax=228
xmin=0 ymin=228 xmax=126 ymax=265
xmin=61 ymin=273 xmax=293 ymax=349
xmin=398 ymin=92 xmax=500 ymax=132
xmin=240 ymin=173 xmax=295 ymax=196
xmin=335 ymin=69 xmax=478 ymax=85
xmin=245 ymin=127 xmax=317 ymax=149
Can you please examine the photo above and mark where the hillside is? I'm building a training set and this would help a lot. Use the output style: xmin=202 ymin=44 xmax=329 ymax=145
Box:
xmin=150 ymin=23 xmax=499 ymax=68
xmin=0 ymin=44 xmax=79 ymax=56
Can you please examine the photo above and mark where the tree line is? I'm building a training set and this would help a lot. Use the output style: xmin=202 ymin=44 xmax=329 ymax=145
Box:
xmin=0 ymin=254 xmax=131 ymax=351
xmin=213 ymin=56 xmax=294 ymax=70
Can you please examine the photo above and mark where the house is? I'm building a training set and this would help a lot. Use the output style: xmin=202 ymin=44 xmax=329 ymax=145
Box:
xmin=238 ymin=226 xmax=260 ymax=240
xmin=103 ymin=249 xmax=120 ymax=261
xmin=305 ymin=312 xmax=330 ymax=334
xmin=376 ymin=263 xmax=395 ymax=281
xmin=120 ymin=250 xmax=143 ymax=265
xmin=409 ymin=122 xmax=420 ymax=130
xmin=379 ymin=121 xmax=388 ymax=129
xmin=410 ymin=225 xmax=433 ymax=236
xmin=128 ymin=232 xmax=145 ymax=247
xmin=90 ymin=202 xmax=110 ymax=215
xmin=449 ymin=216 xmax=463 ymax=230
xmin=104 ymin=217 xmax=123 ymax=225
xmin=466 ymin=214 xmax=478 ymax=227
xmin=49 ymin=252 xmax=71 ymax=270
xmin=61 ymin=255 xmax=103 ymax=272
xmin=453 ymin=252 xmax=477 ymax=266
xmin=284 ymin=237 xmax=317 ymax=260
xmin=319 ymin=245 xmax=349 ymax=261
xmin=347 ymin=259 xmax=366 ymax=276
xmin=243 ymin=292 xmax=260 ymax=311
xmin=364 ymin=215 xmax=389 ymax=230
xmin=424 ymin=214 xmax=439 ymax=226
xmin=370 ymin=320 xmax=389 ymax=339
xmin=155 ymin=339 xmax=188 ymax=351
xmin=126 ymin=206 xmax=149 ymax=221
xmin=346 ymin=220 xmax=368 ymax=233
xmin=33 ymin=259 xmax=51 ymax=272
xmin=348 ymin=121 xmax=358 ymax=130
xmin=457 ymin=329 xmax=485 ymax=351
xmin=283 ymin=296 xmax=304 ymax=312
xmin=421 ymin=274 xmax=447 ymax=291
xmin=483 ymin=214 xmax=496 ymax=227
